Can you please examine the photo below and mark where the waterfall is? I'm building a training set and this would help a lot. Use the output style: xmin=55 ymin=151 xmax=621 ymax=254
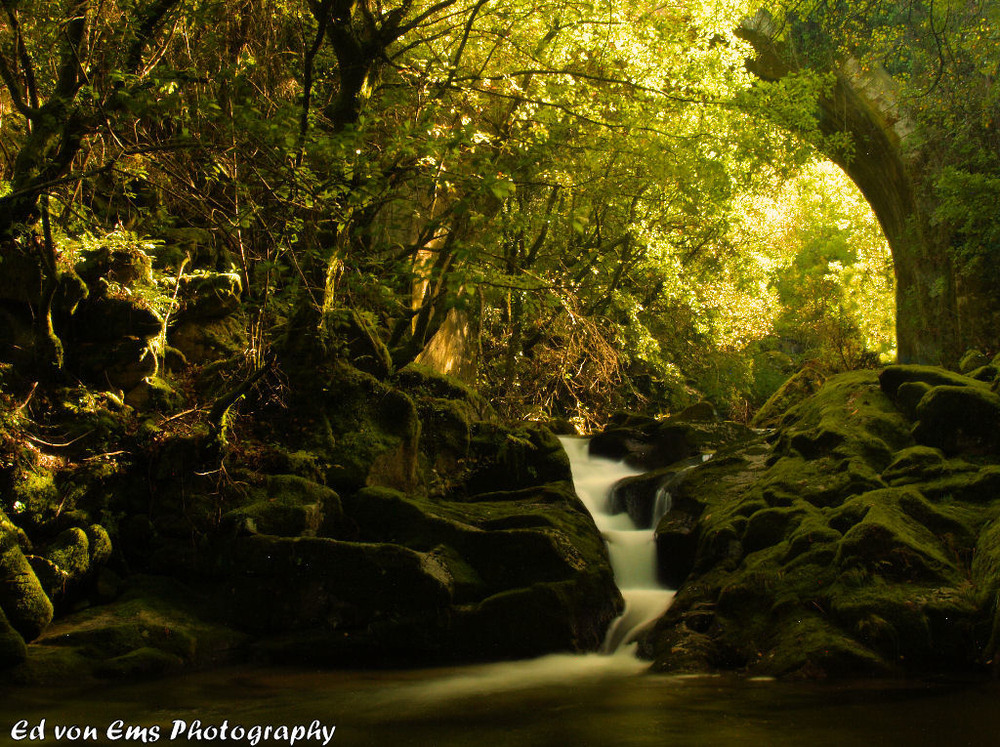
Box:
xmin=558 ymin=436 xmax=675 ymax=655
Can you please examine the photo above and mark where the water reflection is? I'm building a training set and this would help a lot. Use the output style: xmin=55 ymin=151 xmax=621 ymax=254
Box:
xmin=1 ymin=665 xmax=998 ymax=746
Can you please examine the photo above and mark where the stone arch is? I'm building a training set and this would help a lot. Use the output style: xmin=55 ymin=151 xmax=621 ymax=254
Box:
xmin=738 ymin=19 xmax=971 ymax=365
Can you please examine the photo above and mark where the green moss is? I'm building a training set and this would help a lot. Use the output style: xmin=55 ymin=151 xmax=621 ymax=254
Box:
xmin=774 ymin=371 xmax=913 ymax=471
xmin=912 ymin=385 xmax=1000 ymax=452
xmin=919 ymin=465 xmax=1000 ymax=503
xmin=34 ymin=575 xmax=246 ymax=673
xmin=879 ymin=365 xmax=988 ymax=398
xmin=85 ymin=524 xmax=112 ymax=565
xmin=762 ymin=612 xmax=890 ymax=677
xmin=0 ymin=605 xmax=27 ymax=667
xmin=45 ymin=527 xmax=91 ymax=582
xmin=751 ymin=365 xmax=826 ymax=429
xmin=0 ymin=517 xmax=53 ymax=641
xmin=834 ymin=488 xmax=957 ymax=584
xmin=393 ymin=363 xmax=493 ymax=420
xmin=759 ymin=455 xmax=885 ymax=509
xmin=959 ymin=349 xmax=990 ymax=374
xmin=222 ymin=475 xmax=345 ymax=539
xmin=12 ymin=467 xmax=59 ymax=526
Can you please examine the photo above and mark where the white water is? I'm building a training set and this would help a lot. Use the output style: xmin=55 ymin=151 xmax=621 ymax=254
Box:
xmin=558 ymin=436 xmax=676 ymax=653
xmin=378 ymin=436 xmax=676 ymax=702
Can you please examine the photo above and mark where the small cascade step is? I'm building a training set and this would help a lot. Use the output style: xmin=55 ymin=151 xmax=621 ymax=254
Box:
xmin=559 ymin=436 xmax=676 ymax=655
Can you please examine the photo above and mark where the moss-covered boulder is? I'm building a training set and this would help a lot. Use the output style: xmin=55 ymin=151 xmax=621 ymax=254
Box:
xmin=16 ymin=576 xmax=247 ymax=683
xmin=176 ymin=271 xmax=242 ymax=320
xmin=464 ymin=422 xmax=573 ymax=494
xmin=270 ymin=360 xmax=422 ymax=494
xmin=334 ymin=478 xmax=621 ymax=661
xmin=911 ymin=385 xmax=1000 ymax=452
xmin=168 ymin=315 xmax=247 ymax=367
xmin=879 ymin=364 xmax=987 ymax=398
xmin=76 ymin=244 xmax=154 ymax=289
xmin=959 ymin=349 xmax=990 ymax=374
xmin=221 ymin=474 xmax=351 ymax=539
xmin=609 ymin=459 xmax=702 ymax=529
xmin=218 ymin=535 xmax=453 ymax=663
xmin=639 ymin=368 xmax=1000 ymax=678
xmin=751 ymin=365 xmax=826 ymax=429
xmin=0 ymin=511 xmax=53 ymax=642
xmin=72 ymin=295 xmax=162 ymax=343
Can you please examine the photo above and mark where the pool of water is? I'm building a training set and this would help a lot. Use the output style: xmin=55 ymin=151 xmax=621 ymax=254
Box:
xmin=2 ymin=662 xmax=999 ymax=746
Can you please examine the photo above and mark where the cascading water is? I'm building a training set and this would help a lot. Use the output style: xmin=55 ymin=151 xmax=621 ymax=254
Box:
xmin=557 ymin=436 xmax=675 ymax=655
xmin=364 ymin=436 xmax=687 ymax=700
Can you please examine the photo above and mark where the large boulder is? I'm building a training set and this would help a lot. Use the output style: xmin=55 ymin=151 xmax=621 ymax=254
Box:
xmin=640 ymin=369 xmax=1000 ymax=678
xmin=221 ymin=474 xmax=351 ymax=539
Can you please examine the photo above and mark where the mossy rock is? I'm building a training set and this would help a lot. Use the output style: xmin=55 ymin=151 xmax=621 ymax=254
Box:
xmin=826 ymin=583 xmax=980 ymax=670
xmin=959 ymin=349 xmax=990 ymax=374
xmin=464 ymin=423 xmax=572 ymax=494
xmin=220 ymin=535 xmax=453 ymax=637
xmin=28 ymin=575 xmax=247 ymax=682
xmin=176 ymin=271 xmax=242 ymax=320
xmin=0 ymin=516 xmax=54 ymax=641
xmin=451 ymin=579 xmax=614 ymax=659
xmin=640 ymin=367 xmax=1000 ymax=678
xmin=751 ymin=365 xmax=825 ymax=428
xmin=35 ymin=527 xmax=91 ymax=598
xmin=0 ymin=605 xmax=27 ymax=667
xmin=393 ymin=363 xmax=494 ymax=418
xmin=881 ymin=446 xmax=950 ymax=484
xmin=879 ymin=365 xmax=987 ymax=399
xmin=414 ymin=397 xmax=474 ymax=477
xmin=761 ymin=612 xmax=892 ymax=677
xmin=76 ymin=245 xmax=154 ymax=289
xmin=275 ymin=360 xmax=422 ymax=494
xmin=675 ymin=401 xmax=718 ymax=422
xmin=124 ymin=376 xmax=185 ymax=411
xmin=72 ymin=295 xmax=162 ymax=343
xmin=895 ymin=381 xmax=931 ymax=419
xmin=168 ymin=315 xmax=248 ymax=367
xmin=773 ymin=370 xmax=912 ymax=470
xmin=968 ymin=364 xmax=1000 ymax=383
xmin=86 ymin=524 xmax=112 ymax=566
xmin=911 ymin=385 xmax=1000 ymax=452
xmin=590 ymin=417 xmax=754 ymax=471
xmin=608 ymin=460 xmax=699 ymax=529
xmin=222 ymin=475 xmax=349 ymax=539
xmin=758 ymin=455 xmax=884 ymax=509
xmin=74 ymin=337 xmax=158 ymax=390
xmin=655 ymin=509 xmax=701 ymax=588
xmin=831 ymin=488 xmax=962 ymax=583
xmin=338 ymin=476 xmax=620 ymax=659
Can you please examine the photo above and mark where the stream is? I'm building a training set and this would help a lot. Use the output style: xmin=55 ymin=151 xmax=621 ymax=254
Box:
xmin=2 ymin=438 xmax=998 ymax=745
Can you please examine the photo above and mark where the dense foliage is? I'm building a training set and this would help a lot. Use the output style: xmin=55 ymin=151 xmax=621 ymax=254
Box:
xmin=15 ymin=0 xmax=999 ymax=427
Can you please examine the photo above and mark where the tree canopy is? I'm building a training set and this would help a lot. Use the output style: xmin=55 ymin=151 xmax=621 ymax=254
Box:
xmin=4 ymin=0 xmax=996 ymax=424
